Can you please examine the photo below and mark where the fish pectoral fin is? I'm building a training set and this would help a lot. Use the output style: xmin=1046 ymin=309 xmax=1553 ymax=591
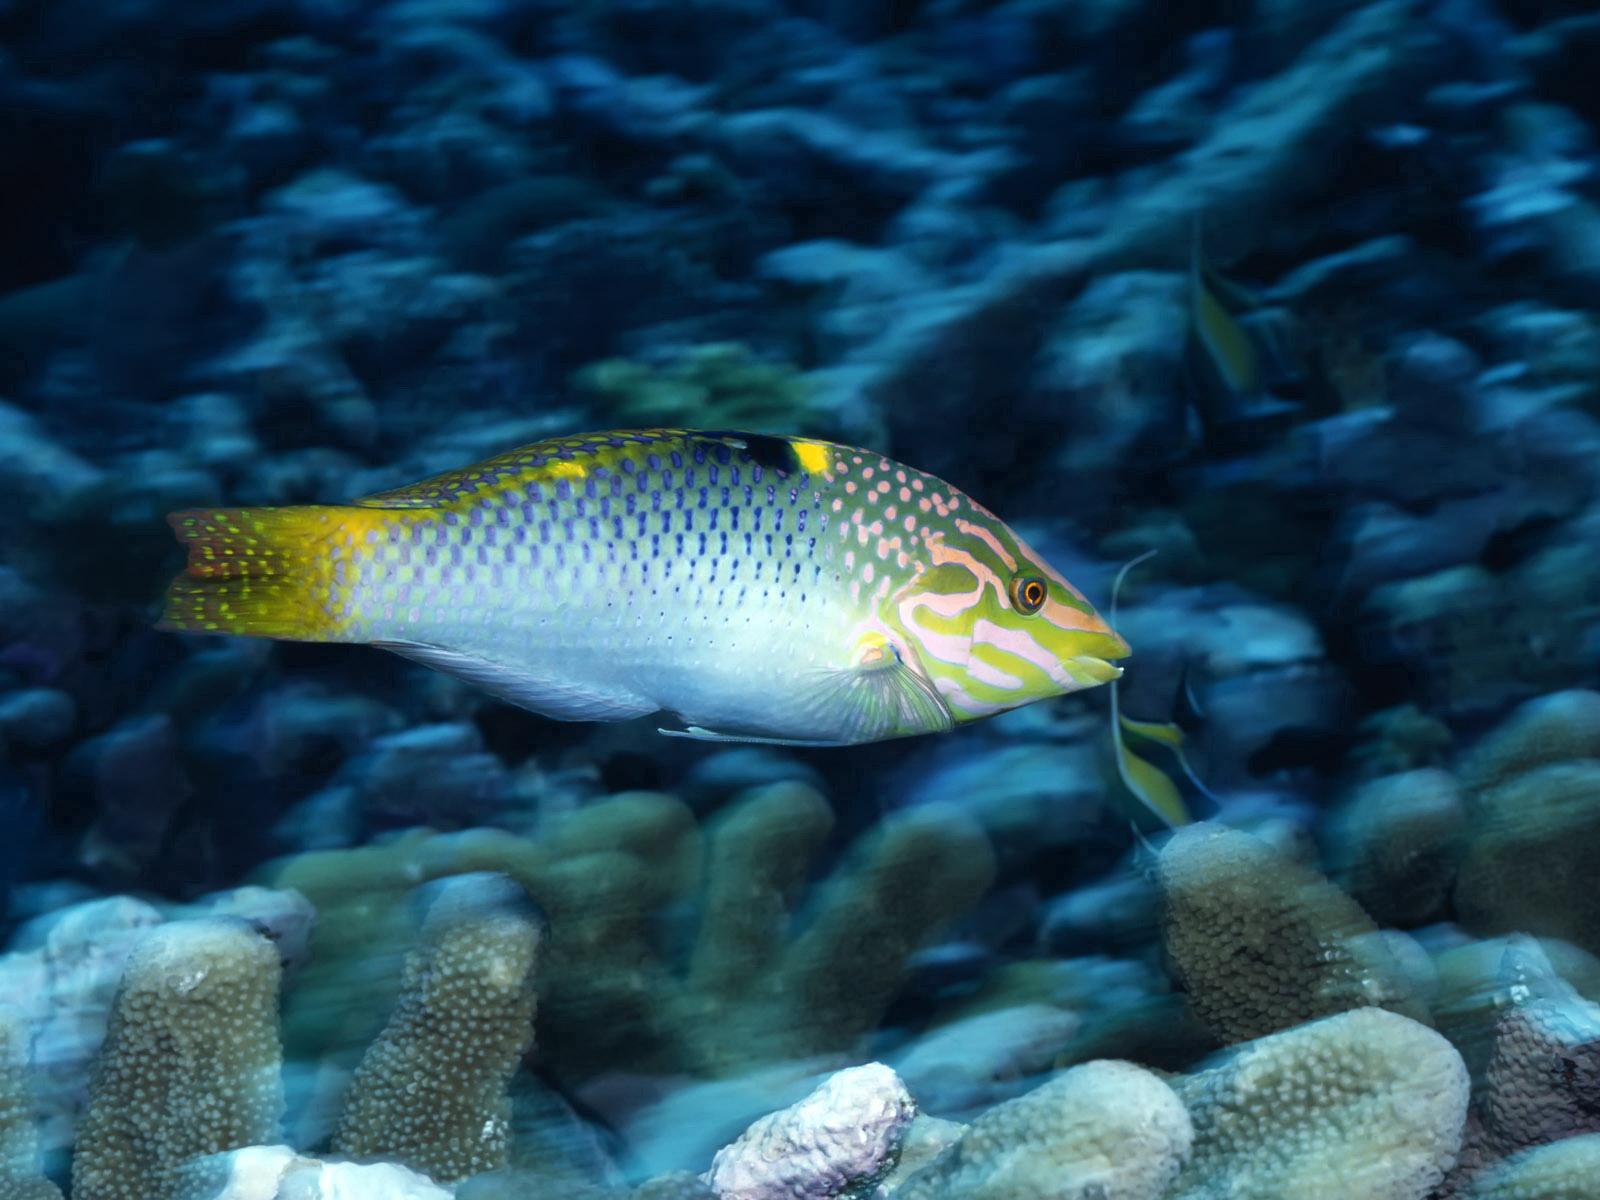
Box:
xmin=657 ymin=725 xmax=847 ymax=748
xmin=372 ymin=640 xmax=655 ymax=723
xmin=799 ymin=639 xmax=956 ymax=744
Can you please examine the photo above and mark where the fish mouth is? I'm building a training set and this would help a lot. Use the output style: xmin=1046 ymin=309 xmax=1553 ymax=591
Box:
xmin=1067 ymin=655 xmax=1125 ymax=686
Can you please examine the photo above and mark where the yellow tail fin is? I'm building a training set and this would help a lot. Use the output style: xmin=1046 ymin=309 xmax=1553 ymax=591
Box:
xmin=159 ymin=506 xmax=371 ymax=641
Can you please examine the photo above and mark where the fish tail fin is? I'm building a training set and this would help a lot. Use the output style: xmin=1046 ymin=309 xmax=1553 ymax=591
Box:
xmin=159 ymin=505 xmax=382 ymax=641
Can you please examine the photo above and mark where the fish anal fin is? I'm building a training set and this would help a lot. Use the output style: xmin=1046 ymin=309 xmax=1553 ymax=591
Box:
xmin=373 ymin=640 xmax=655 ymax=723
xmin=657 ymin=726 xmax=844 ymax=748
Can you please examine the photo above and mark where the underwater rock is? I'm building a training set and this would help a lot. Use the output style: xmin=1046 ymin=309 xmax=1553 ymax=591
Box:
xmin=892 ymin=1059 xmax=1192 ymax=1200
xmin=0 ymin=1010 xmax=62 ymax=1199
xmin=888 ymin=1005 xmax=1081 ymax=1119
xmin=702 ymin=1062 xmax=914 ymax=1200
xmin=332 ymin=873 xmax=545 ymax=1183
xmin=1470 ymin=103 xmax=1600 ymax=299
xmin=1170 ymin=1008 xmax=1468 ymax=1200
xmin=0 ymin=401 xmax=101 ymax=508
xmin=66 ymin=714 xmax=191 ymax=883
xmin=343 ymin=722 xmax=510 ymax=831
xmin=0 ymin=687 xmax=76 ymax=753
xmin=1387 ymin=332 xmax=1484 ymax=434
xmin=248 ymin=686 xmax=404 ymax=789
xmin=1157 ymin=823 xmax=1427 ymax=1043
xmin=844 ymin=0 xmax=1440 ymax=466
xmin=1037 ymin=867 xmax=1160 ymax=957
xmin=506 ymin=213 xmax=743 ymax=378
xmin=1031 ymin=271 xmax=1190 ymax=516
xmin=1324 ymin=768 xmax=1465 ymax=926
xmin=71 ymin=918 xmax=285 ymax=1200
xmin=893 ymin=741 xmax=1107 ymax=875
xmin=182 ymin=1145 xmax=454 ymax=1200
xmin=1362 ymin=566 xmax=1530 ymax=718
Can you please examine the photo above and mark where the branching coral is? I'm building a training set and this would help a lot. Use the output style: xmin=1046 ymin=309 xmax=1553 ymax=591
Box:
xmin=71 ymin=918 xmax=284 ymax=1200
xmin=332 ymin=873 xmax=546 ymax=1183
xmin=1169 ymin=1008 xmax=1469 ymax=1200
xmin=1156 ymin=823 xmax=1426 ymax=1043
xmin=571 ymin=344 xmax=827 ymax=437
xmin=266 ymin=785 xmax=995 ymax=1083
xmin=890 ymin=1060 xmax=1192 ymax=1200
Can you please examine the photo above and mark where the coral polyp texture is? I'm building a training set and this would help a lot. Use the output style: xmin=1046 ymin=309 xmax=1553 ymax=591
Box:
xmin=331 ymin=872 xmax=546 ymax=1182
xmin=889 ymin=1059 xmax=1192 ymax=1200
xmin=1155 ymin=823 xmax=1426 ymax=1043
xmin=1169 ymin=1008 xmax=1469 ymax=1200
xmin=70 ymin=918 xmax=284 ymax=1200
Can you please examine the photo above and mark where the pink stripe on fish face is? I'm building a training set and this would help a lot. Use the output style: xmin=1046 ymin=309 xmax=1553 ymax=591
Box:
xmin=973 ymin=617 xmax=1072 ymax=689
xmin=955 ymin=518 xmax=1018 ymax=572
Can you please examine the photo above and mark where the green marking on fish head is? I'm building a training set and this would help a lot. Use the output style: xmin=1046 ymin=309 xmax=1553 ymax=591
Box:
xmin=886 ymin=509 xmax=1130 ymax=723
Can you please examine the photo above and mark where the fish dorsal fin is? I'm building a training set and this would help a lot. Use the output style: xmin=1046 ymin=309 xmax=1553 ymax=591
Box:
xmin=351 ymin=429 xmax=812 ymax=510
xmin=351 ymin=430 xmax=690 ymax=510
xmin=372 ymin=640 xmax=655 ymax=722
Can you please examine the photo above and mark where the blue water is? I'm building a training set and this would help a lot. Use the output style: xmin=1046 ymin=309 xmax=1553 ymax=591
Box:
xmin=3 ymin=1 xmax=1599 ymax=1196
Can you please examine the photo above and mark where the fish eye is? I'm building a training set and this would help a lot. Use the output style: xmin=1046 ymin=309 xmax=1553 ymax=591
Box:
xmin=1011 ymin=575 xmax=1048 ymax=615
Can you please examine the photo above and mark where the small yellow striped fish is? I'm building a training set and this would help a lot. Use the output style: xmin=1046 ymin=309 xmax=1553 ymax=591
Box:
xmin=160 ymin=429 xmax=1130 ymax=746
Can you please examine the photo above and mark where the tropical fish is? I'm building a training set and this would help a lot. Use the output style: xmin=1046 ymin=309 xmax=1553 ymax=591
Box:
xmin=1104 ymin=552 xmax=1209 ymax=829
xmin=160 ymin=429 xmax=1130 ymax=747
xmin=1186 ymin=222 xmax=1301 ymax=451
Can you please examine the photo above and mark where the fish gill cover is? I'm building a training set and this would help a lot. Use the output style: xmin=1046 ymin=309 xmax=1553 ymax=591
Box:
xmin=0 ymin=0 xmax=1599 ymax=1197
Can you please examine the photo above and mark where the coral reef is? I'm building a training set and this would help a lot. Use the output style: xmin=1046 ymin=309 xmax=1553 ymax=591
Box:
xmin=891 ymin=1060 xmax=1192 ymax=1200
xmin=71 ymin=919 xmax=284 ymax=1200
xmin=5 ymin=0 xmax=1600 ymax=1194
xmin=1170 ymin=1009 xmax=1468 ymax=1200
xmin=265 ymin=784 xmax=995 ymax=1084
xmin=332 ymin=873 xmax=546 ymax=1182
xmin=1155 ymin=823 xmax=1426 ymax=1043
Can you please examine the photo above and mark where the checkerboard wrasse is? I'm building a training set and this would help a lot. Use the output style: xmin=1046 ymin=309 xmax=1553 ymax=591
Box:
xmin=160 ymin=429 xmax=1130 ymax=746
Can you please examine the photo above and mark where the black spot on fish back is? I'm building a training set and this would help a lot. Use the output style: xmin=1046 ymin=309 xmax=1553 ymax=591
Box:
xmin=698 ymin=431 xmax=801 ymax=476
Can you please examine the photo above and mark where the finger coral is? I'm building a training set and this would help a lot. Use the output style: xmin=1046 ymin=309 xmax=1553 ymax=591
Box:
xmin=266 ymin=785 xmax=994 ymax=1083
xmin=1156 ymin=822 xmax=1426 ymax=1042
xmin=1169 ymin=1008 xmax=1469 ymax=1200
xmin=332 ymin=872 xmax=546 ymax=1183
xmin=70 ymin=918 xmax=284 ymax=1200
xmin=890 ymin=1060 xmax=1192 ymax=1200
